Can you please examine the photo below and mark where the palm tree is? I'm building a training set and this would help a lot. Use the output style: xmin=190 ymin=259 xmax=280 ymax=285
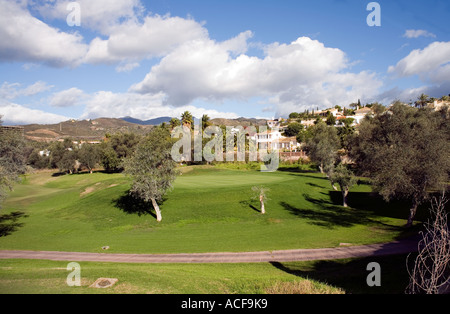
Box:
xmin=201 ymin=114 xmax=211 ymax=131
xmin=181 ymin=111 xmax=194 ymax=129
xmin=415 ymin=93 xmax=430 ymax=108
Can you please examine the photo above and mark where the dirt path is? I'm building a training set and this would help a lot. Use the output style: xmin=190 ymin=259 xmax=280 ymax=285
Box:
xmin=0 ymin=237 xmax=418 ymax=264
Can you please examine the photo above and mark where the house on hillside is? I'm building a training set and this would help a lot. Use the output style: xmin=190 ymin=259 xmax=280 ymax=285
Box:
xmin=252 ymin=130 xmax=300 ymax=151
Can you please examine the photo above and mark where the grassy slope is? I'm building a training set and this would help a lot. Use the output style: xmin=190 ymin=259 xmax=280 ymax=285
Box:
xmin=0 ymin=253 xmax=414 ymax=294
xmin=0 ymin=166 xmax=415 ymax=254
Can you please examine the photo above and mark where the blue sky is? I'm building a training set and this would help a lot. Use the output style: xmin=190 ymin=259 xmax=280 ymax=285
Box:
xmin=0 ymin=0 xmax=449 ymax=125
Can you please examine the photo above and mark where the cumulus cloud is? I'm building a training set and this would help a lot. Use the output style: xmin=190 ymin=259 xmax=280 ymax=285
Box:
xmin=84 ymin=14 xmax=208 ymax=65
xmin=31 ymin=0 xmax=144 ymax=35
xmin=0 ymin=102 xmax=70 ymax=125
xmin=403 ymin=29 xmax=436 ymax=39
xmin=388 ymin=41 xmax=450 ymax=79
xmin=381 ymin=41 xmax=450 ymax=103
xmin=130 ymin=36 xmax=382 ymax=116
xmin=0 ymin=0 xmax=88 ymax=67
xmin=79 ymin=91 xmax=239 ymax=121
xmin=1 ymin=1 xmax=208 ymax=68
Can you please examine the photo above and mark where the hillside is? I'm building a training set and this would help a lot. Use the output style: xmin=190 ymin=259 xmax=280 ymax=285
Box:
xmin=210 ymin=117 xmax=267 ymax=126
xmin=23 ymin=118 xmax=153 ymax=142
xmin=21 ymin=116 xmax=269 ymax=142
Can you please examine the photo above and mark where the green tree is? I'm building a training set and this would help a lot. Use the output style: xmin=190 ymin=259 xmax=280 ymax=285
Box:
xmin=0 ymin=117 xmax=27 ymax=208
xmin=99 ymin=132 xmax=140 ymax=172
xmin=57 ymin=150 xmax=77 ymax=174
xmin=123 ymin=128 xmax=177 ymax=222
xmin=48 ymin=141 xmax=66 ymax=169
xmin=78 ymin=144 xmax=100 ymax=173
xmin=0 ymin=115 xmax=28 ymax=235
xmin=328 ymin=163 xmax=357 ymax=207
xmin=304 ymin=122 xmax=340 ymax=174
xmin=337 ymin=118 xmax=355 ymax=150
xmin=289 ymin=112 xmax=300 ymax=119
xmin=326 ymin=111 xmax=337 ymax=126
xmin=350 ymin=102 xmax=450 ymax=227
xmin=100 ymin=145 xmax=121 ymax=172
xmin=284 ymin=122 xmax=304 ymax=137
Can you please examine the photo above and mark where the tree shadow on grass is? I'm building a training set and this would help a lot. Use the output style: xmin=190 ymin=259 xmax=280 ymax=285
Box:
xmin=269 ymin=252 xmax=415 ymax=294
xmin=113 ymin=191 xmax=156 ymax=219
xmin=0 ymin=211 xmax=28 ymax=237
xmin=280 ymin=199 xmax=373 ymax=229
xmin=282 ymin=188 xmax=432 ymax=231
xmin=239 ymin=200 xmax=261 ymax=214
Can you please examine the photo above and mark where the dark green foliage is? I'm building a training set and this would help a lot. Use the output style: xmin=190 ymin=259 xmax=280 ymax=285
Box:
xmin=304 ymin=122 xmax=340 ymax=173
xmin=350 ymin=102 xmax=450 ymax=226
xmin=284 ymin=122 xmax=304 ymax=137
xmin=78 ymin=144 xmax=100 ymax=173
xmin=0 ymin=123 xmax=27 ymax=208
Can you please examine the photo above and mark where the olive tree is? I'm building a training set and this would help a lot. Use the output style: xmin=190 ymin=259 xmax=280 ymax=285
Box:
xmin=350 ymin=102 xmax=450 ymax=227
xmin=123 ymin=128 xmax=177 ymax=222
xmin=304 ymin=121 xmax=340 ymax=174
xmin=328 ymin=163 xmax=357 ymax=207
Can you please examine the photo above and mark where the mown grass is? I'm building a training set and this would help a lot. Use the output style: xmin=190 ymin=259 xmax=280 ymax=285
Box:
xmin=0 ymin=166 xmax=420 ymax=254
xmin=0 ymin=165 xmax=424 ymax=294
xmin=0 ymin=253 xmax=413 ymax=294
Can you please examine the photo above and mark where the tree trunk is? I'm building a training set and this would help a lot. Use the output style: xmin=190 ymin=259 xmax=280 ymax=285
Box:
xmin=319 ymin=162 xmax=324 ymax=174
xmin=406 ymin=201 xmax=419 ymax=228
xmin=342 ymin=188 xmax=349 ymax=207
xmin=151 ymin=198 xmax=162 ymax=222
xmin=260 ymin=195 xmax=265 ymax=214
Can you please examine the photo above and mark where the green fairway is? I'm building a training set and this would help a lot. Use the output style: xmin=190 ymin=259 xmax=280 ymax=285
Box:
xmin=0 ymin=166 xmax=414 ymax=254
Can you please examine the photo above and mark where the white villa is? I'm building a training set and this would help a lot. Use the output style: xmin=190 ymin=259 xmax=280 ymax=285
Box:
xmin=252 ymin=130 xmax=300 ymax=151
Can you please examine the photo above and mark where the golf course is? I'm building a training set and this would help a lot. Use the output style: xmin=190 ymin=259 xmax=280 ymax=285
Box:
xmin=0 ymin=164 xmax=421 ymax=293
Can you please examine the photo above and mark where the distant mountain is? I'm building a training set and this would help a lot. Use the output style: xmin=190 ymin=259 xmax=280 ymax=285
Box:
xmin=120 ymin=116 xmax=173 ymax=125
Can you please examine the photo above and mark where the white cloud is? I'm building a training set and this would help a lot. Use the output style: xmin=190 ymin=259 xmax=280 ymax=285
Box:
xmin=32 ymin=0 xmax=144 ymax=35
xmin=0 ymin=0 xmax=88 ymax=67
xmin=116 ymin=62 xmax=140 ymax=73
xmin=403 ymin=29 xmax=436 ymax=39
xmin=1 ymin=1 xmax=207 ymax=68
xmin=80 ymin=90 xmax=239 ymax=121
xmin=84 ymin=14 xmax=208 ymax=65
xmin=49 ymin=87 xmax=86 ymax=107
xmin=388 ymin=41 xmax=450 ymax=82
xmin=0 ymin=81 xmax=53 ymax=100
xmin=0 ymin=102 xmax=70 ymax=125
xmin=131 ymin=36 xmax=382 ymax=116
xmin=380 ymin=41 xmax=450 ymax=103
